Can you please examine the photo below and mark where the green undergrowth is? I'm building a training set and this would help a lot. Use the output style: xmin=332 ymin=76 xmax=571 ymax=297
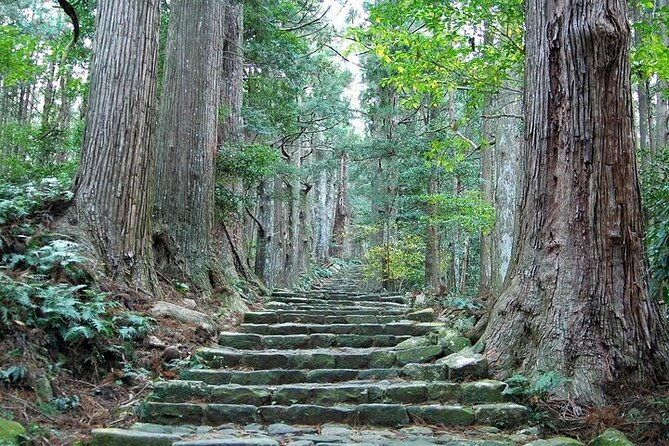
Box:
xmin=0 ymin=178 xmax=154 ymax=378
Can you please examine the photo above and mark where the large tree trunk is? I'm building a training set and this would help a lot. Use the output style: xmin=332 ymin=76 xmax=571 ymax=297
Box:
xmin=313 ymin=141 xmax=336 ymax=263
xmin=425 ymin=174 xmax=441 ymax=291
xmin=219 ymin=0 xmax=244 ymax=144
xmin=330 ymin=151 xmax=350 ymax=259
xmin=217 ymin=0 xmax=259 ymax=284
xmin=479 ymin=137 xmax=493 ymax=297
xmin=489 ymin=85 xmax=523 ymax=291
xmin=155 ymin=0 xmax=224 ymax=294
xmin=254 ymin=180 xmax=274 ymax=288
xmin=482 ymin=0 xmax=669 ymax=404
xmin=654 ymin=0 xmax=669 ymax=154
xmin=71 ymin=0 xmax=160 ymax=290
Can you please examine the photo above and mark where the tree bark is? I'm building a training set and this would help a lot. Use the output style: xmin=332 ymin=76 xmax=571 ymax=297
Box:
xmin=425 ymin=174 xmax=441 ymax=290
xmin=330 ymin=151 xmax=350 ymax=259
xmin=654 ymin=0 xmax=669 ymax=155
xmin=482 ymin=0 xmax=669 ymax=404
xmin=490 ymin=85 xmax=523 ymax=291
xmin=154 ymin=0 xmax=225 ymax=294
xmin=72 ymin=0 xmax=160 ymax=290
xmin=254 ymin=180 xmax=274 ymax=288
xmin=217 ymin=0 xmax=259 ymax=284
xmin=479 ymin=137 xmax=493 ymax=297
xmin=219 ymin=0 xmax=244 ymax=144
xmin=313 ymin=146 xmax=336 ymax=263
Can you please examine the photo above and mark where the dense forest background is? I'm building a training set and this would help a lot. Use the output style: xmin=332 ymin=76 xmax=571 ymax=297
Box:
xmin=1 ymin=0 xmax=669 ymax=442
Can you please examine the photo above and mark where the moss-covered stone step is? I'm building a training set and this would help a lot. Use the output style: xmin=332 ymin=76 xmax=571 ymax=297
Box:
xmin=218 ymin=332 xmax=412 ymax=349
xmin=90 ymin=428 xmax=181 ymax=446
xmin=180 ymin=368 xmax=414 ymax=385
xmin=140 ymin=402 xmax=527 ymax=428
xmin=257 ymin=306 xmax=409 ymax=315
xmin=195 ymin=346 xmax=444 ymax=369
xmin=243 ymin=312 xmax=426 ymax=325
xmin=151 ymin=379 xmax=508 ymax=406
xmin=180 ymin=357 xmax=490 ymax=385
xmin=262 ymin=303 xmax=410 ymax=314
xmin=273 ymin=292 xmax=406 ymax=304
xmin=265 ymin=297 xmax=409 ymax=308
xmin=238 ymin=322 xmax=445 ymax=336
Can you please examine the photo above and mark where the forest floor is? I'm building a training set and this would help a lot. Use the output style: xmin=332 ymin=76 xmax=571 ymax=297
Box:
xmin=0 ymin=280 xmax=246 ymax=445
xmin=1 ymin=279 xmax=668 ymax=445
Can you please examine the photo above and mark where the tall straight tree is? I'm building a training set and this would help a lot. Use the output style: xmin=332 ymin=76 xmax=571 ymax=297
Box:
xmin=482 ymin=0 xmax=669 ymax=403
xmin=72 ymin=0 xmax=160 ymax=290
xmin=155 ymin=0 xmax=225 ymax=293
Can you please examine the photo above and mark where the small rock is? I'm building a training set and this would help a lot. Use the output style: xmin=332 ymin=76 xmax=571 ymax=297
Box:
xmin=440 ymin=336 xmax=472 ymax=355
xmin=151 ymin=301 xmax=217 ymax=334
xmin=437 ymin=327 xmax=472 ymax=354
xmin=195 ymin=426 xmax=213 ymax=434
xmin=320 ymin=424 xmax=354 ymax=436
xmin=267 ymin=423 xmax=304 ymax=435
xmin=437 ymin=349 xmax=488 ymax=379
xmin=413 ymin=293 xmax=428 ymax=306
xmin=162 ymin=346 xmax=181 ymax=362
xmin=182 ymin=298 xmax=198 ymax=309
xmin=588 ymin=428 xmax=634 ymax=446
xmin=516 ymin=427 xmax=540 ymax=437
xmin=407 ymin=308 xmax=436 ymax=322
xmin=400 ymin=426 xmax=434 ymax=436
xmin=147 ymin=335 xmax=167 ymax=348
xmin=243 ymin=423 xmax=264 ymax=433
xmin=395 ymin=336 xmax=432 ymax=349
xmin=34 ymin=375 xmax=53 ymax=403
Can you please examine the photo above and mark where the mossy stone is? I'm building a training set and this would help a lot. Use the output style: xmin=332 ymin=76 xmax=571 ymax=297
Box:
xmin=406 ymin=405 xmax=475 ymax=426
xmin=370 ymin=350 xmax=396 ymax=368
xmin=395 ymin=336 xmax=432 ymax=349
xmin=407 ymin=308 xmax=436 ymax=322
xmin=90 ymin=428 xmax=180 ymax=446
xmin=588 ymin=428 xmax=635 ymax=446
xmin=441 ymin=336 xmax=472 ymax=355
xmin=461 ymin=380 xmax=506 ymax=404
xmin=395 ymin=345 xmax=443 ymax=365
xmin=0 ymin=418 xmax=26 ymax=446
xmin=523 ymin=438 xmax=584 ymax=446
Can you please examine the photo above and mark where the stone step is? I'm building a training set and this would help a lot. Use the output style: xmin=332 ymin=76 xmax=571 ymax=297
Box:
xmin=181 ymin=353 xmax=489 ymax=385
xmin=238 ymin=322 xmax=444 ymax=336
xmin=195 ymin=346 xmax=444 ymax=369
xmin=263 ymin=301 xmax=410 ymax=311
xmin=274 ymin=292 xmax=405 ymax=303
xmin=244 ymin=309 xmax=437 ymax=324
xmin=140 ymin=402 xmax=528 ymax=428
xmin=181 ymin=368 xmax=404 ymax=385
xmin=218 ymin=332 xmax=412 ymax=349
xmin=152 ymin=379 xmax=509 ymax=406
xmin=267 ymin=298 xmax=409 ymax=310
xmin=92 ymin=422 xmax=582 ymax=446
xmin=252 ymin=307 xmax=410 ymax=316
xmin=243 ymin=311 xmax=434 ymax=325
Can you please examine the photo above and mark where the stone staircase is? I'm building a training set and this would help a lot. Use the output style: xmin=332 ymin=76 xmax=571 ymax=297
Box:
xmin=91 ymin=265 xmax=556 ymax=446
